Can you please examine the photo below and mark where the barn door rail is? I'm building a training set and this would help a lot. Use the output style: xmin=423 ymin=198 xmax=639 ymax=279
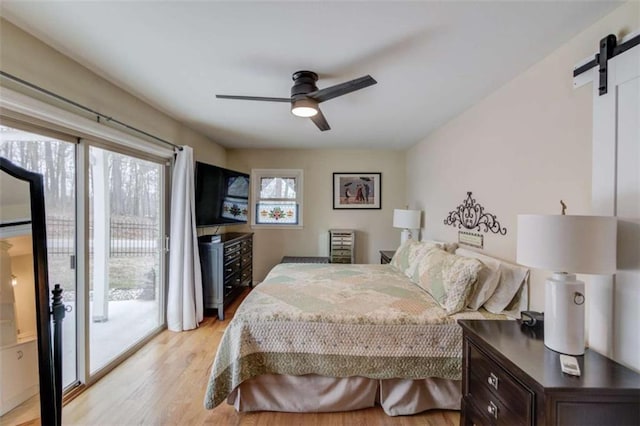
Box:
xmin=573 ymin=33 xmax=640 ymax=96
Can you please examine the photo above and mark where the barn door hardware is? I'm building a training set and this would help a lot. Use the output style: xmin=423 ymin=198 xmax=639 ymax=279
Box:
xmin=573 ymin=33 xmax=640 ymax=96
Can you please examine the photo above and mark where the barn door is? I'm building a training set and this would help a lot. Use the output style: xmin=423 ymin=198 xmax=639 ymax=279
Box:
xmin=578 ymin=34 xmax=639 ymax=370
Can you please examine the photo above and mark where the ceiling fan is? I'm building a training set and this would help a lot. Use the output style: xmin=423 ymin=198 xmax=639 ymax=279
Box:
xmin=216 ymin=71 xmax=377 ymax=131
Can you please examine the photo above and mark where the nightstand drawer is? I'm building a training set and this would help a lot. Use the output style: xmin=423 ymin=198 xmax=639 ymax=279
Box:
xmin=460 ymin=320 xmax=640 ymax=426
xmin=467 ymin=373 xmax=526 ymax=426
xmin=468 ymin=342 xmax=533 ymax=421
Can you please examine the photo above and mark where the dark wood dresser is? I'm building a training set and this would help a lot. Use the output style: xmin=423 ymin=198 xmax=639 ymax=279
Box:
xmin=198 ymin=232 xmax=253 ymax=320
xmin=459 ymin=320 xmax=640 ymax=426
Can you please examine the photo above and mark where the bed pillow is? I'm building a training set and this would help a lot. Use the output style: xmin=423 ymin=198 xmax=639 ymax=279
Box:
xmin=390 ymin=239 xmax=441 ymax=276
xmin=483 ymin=261 xmax=530 ymax=314
xmin=414 ymin=247 xmax=482 ymax=314
xmin=389 ymin=239 xmax=416 ymax=274
xmin=455 ymin=248 xmax=502 ymax=310
xmin=404 ymin=240 xmax=443 ymax=279
xmin=499 ymin=280 xmax=529 ymax=319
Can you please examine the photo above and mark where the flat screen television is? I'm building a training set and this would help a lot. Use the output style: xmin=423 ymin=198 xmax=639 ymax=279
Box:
xmin=194 ymin=161 xmax=250 ymax=227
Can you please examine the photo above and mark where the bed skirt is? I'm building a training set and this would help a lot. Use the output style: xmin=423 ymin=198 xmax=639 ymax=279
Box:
xmin=227 ymin=374 xmax=461 ymax=416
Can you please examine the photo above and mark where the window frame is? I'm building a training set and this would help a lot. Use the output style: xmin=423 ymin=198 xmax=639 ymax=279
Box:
xmin=251 ymin=168 xmax=303 ymax=229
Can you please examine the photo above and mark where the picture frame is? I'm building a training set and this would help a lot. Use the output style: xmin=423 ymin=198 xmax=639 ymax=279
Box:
xmin=333 ymin=172 xmax=381 ymax=209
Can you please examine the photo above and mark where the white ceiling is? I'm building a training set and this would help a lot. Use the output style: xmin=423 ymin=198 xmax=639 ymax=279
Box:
xmin=0 ymin=1 xmax=620 ymax=150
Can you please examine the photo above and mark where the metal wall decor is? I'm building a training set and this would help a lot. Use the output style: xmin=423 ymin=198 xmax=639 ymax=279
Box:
xmin=444 ymin=192 xmax=507 ymax=235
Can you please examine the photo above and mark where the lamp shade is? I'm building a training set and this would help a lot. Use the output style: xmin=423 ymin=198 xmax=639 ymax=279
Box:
xmin=516 ymin=214 xmax=617 ymax=275
xmin=393 ymin=209 xmax=421 ymax=230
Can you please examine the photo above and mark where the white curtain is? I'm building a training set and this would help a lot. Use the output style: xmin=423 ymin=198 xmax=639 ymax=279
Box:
xmin=167 ymin=146 xmax=203 ymax=331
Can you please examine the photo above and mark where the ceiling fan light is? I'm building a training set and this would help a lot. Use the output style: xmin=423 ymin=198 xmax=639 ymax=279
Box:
xmin=291 ymin=98 xmax=318 ymax=117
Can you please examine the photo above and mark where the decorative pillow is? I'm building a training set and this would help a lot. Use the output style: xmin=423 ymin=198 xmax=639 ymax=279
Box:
xmin=389 ymin=239 xmax=416 ymax=274
xmin=414 ymin=247 xmax=483 ymax=314
xmin=404 ymin=240 xmax=442 ymax=279
xmin=455 ymin=248 xmax=502 ymax=310
xmin=483 ymin=261 xmax=530 ymax=314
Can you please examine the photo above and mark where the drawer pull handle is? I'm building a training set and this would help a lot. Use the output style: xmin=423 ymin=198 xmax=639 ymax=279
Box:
xmin=17 ymin=350 xmax=24 ymax=360
xmin=487 ymin=372 xmax=499 ymax=390
xmin=487 ymin=400 xmax=498 ymax=419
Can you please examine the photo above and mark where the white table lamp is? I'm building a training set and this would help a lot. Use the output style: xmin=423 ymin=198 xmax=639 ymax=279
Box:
xmin=517 ymin=214 xmax=617 ymax=355
xmin=393 ymin=209 xmax=421 ymax=245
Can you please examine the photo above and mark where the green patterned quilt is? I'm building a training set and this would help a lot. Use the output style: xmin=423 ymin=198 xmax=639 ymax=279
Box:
xmin=204 ymin=263 xmax=503 ymax=409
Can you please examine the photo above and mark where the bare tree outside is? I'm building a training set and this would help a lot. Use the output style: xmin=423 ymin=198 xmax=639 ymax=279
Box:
xmin=1 ymin=126 xmax=161 ymax=269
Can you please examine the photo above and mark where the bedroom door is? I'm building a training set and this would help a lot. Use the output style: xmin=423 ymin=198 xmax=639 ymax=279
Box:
xmin=588 ymin=35 xmax=639 ymax=371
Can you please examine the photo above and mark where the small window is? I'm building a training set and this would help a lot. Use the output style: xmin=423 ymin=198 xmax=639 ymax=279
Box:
xmin=251 ymin=169 xmax=303 ymax=227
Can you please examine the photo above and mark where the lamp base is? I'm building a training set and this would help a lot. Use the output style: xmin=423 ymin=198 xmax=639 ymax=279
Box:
xmin=400 ymin=229 xmax=412 ymax=245
xmin=544 ymin=273 xmax=586 ymax=355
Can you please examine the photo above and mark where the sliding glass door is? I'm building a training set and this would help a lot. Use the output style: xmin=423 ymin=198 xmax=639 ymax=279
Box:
xmin=1 ymin=120 xmax=168 ymax=395
xmin=87 ymin=145 xmax=165 ymax=374
xmin=0 ymin=123 xmax=78 ymax=389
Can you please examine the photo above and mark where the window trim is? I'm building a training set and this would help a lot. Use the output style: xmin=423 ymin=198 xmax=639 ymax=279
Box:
xmin=251 ymin=168 xmax=303 ymax=229
xmin=0 ymin=86 xmax=174 ymax=158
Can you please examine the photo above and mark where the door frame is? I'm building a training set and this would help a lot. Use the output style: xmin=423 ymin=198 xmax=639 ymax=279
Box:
xmin=0 ymin=87 xmax=173 ymax=390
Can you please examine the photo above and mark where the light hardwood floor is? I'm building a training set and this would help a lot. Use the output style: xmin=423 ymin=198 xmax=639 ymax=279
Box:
xmin=60 ymin=290 xmax=459 ymax=425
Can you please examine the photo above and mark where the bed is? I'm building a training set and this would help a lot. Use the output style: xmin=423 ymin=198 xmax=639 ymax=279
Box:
xmin=204 ymin=242 xmax=529 ymax=416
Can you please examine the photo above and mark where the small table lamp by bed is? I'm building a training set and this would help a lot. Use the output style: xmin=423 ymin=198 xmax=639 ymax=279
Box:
xmin=516 ymin=213 xmax=617 ymax=355
xmin=393 ymin=209 xmax=421 ymax=245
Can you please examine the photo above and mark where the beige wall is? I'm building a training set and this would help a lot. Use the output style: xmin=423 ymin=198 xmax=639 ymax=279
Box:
xmin=406 ymin=2 xmax=638 ymax=359
xmin=0 ymin=18 xmax=226 ymax=165
xmin=226 ymin=149 xmax=405 ymax=281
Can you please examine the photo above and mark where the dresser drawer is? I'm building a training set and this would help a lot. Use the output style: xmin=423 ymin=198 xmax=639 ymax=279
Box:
xmin=224 ymin=249 xmax=241 ymax=264
xmin=224 ymin=241 xmax=241 ymax=255
xmin=240 ymin=267 xmax=252 ymax=285
xmin=467 ymin=342 xmax=533 ymax=423
xmin=223 ymin=259 xmax=241 ymax=276
xmin=240 ymin=240 xmax=252 ymax=254
xmin=224 ymin=273 xmax=242 ymax=288
xmin=330 ymin=248 xmax=351 ymax=256
xmin=241 ymin=253 xmax=252 ymax=267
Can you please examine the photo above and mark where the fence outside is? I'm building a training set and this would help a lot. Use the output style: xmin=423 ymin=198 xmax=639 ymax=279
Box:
xmin=46 ymin=216 xmax=159 ymax=257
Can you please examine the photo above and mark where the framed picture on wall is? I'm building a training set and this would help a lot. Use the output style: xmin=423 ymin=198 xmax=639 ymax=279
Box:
xmin=333 ymin=172 xmax=381 ymax=209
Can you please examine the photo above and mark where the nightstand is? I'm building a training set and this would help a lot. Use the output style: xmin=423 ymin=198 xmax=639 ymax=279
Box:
xmin=458 ymin=320 xmax=640 ymax=426
xmin=379 ymin=250 xmax=395 ymax=264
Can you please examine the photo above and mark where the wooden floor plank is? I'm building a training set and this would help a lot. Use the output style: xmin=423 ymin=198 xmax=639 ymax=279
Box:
xmin=57 ymin=290 xmax=458 ymax=425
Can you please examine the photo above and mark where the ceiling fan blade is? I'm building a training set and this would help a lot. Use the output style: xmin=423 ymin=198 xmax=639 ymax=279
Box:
xmin=216 ymin=94 xmax=291 ymax=103
xmin=308 ymin=75 xmax=377 ymax=103
xmin=310 ymin=108 xmax=330 ymax=131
